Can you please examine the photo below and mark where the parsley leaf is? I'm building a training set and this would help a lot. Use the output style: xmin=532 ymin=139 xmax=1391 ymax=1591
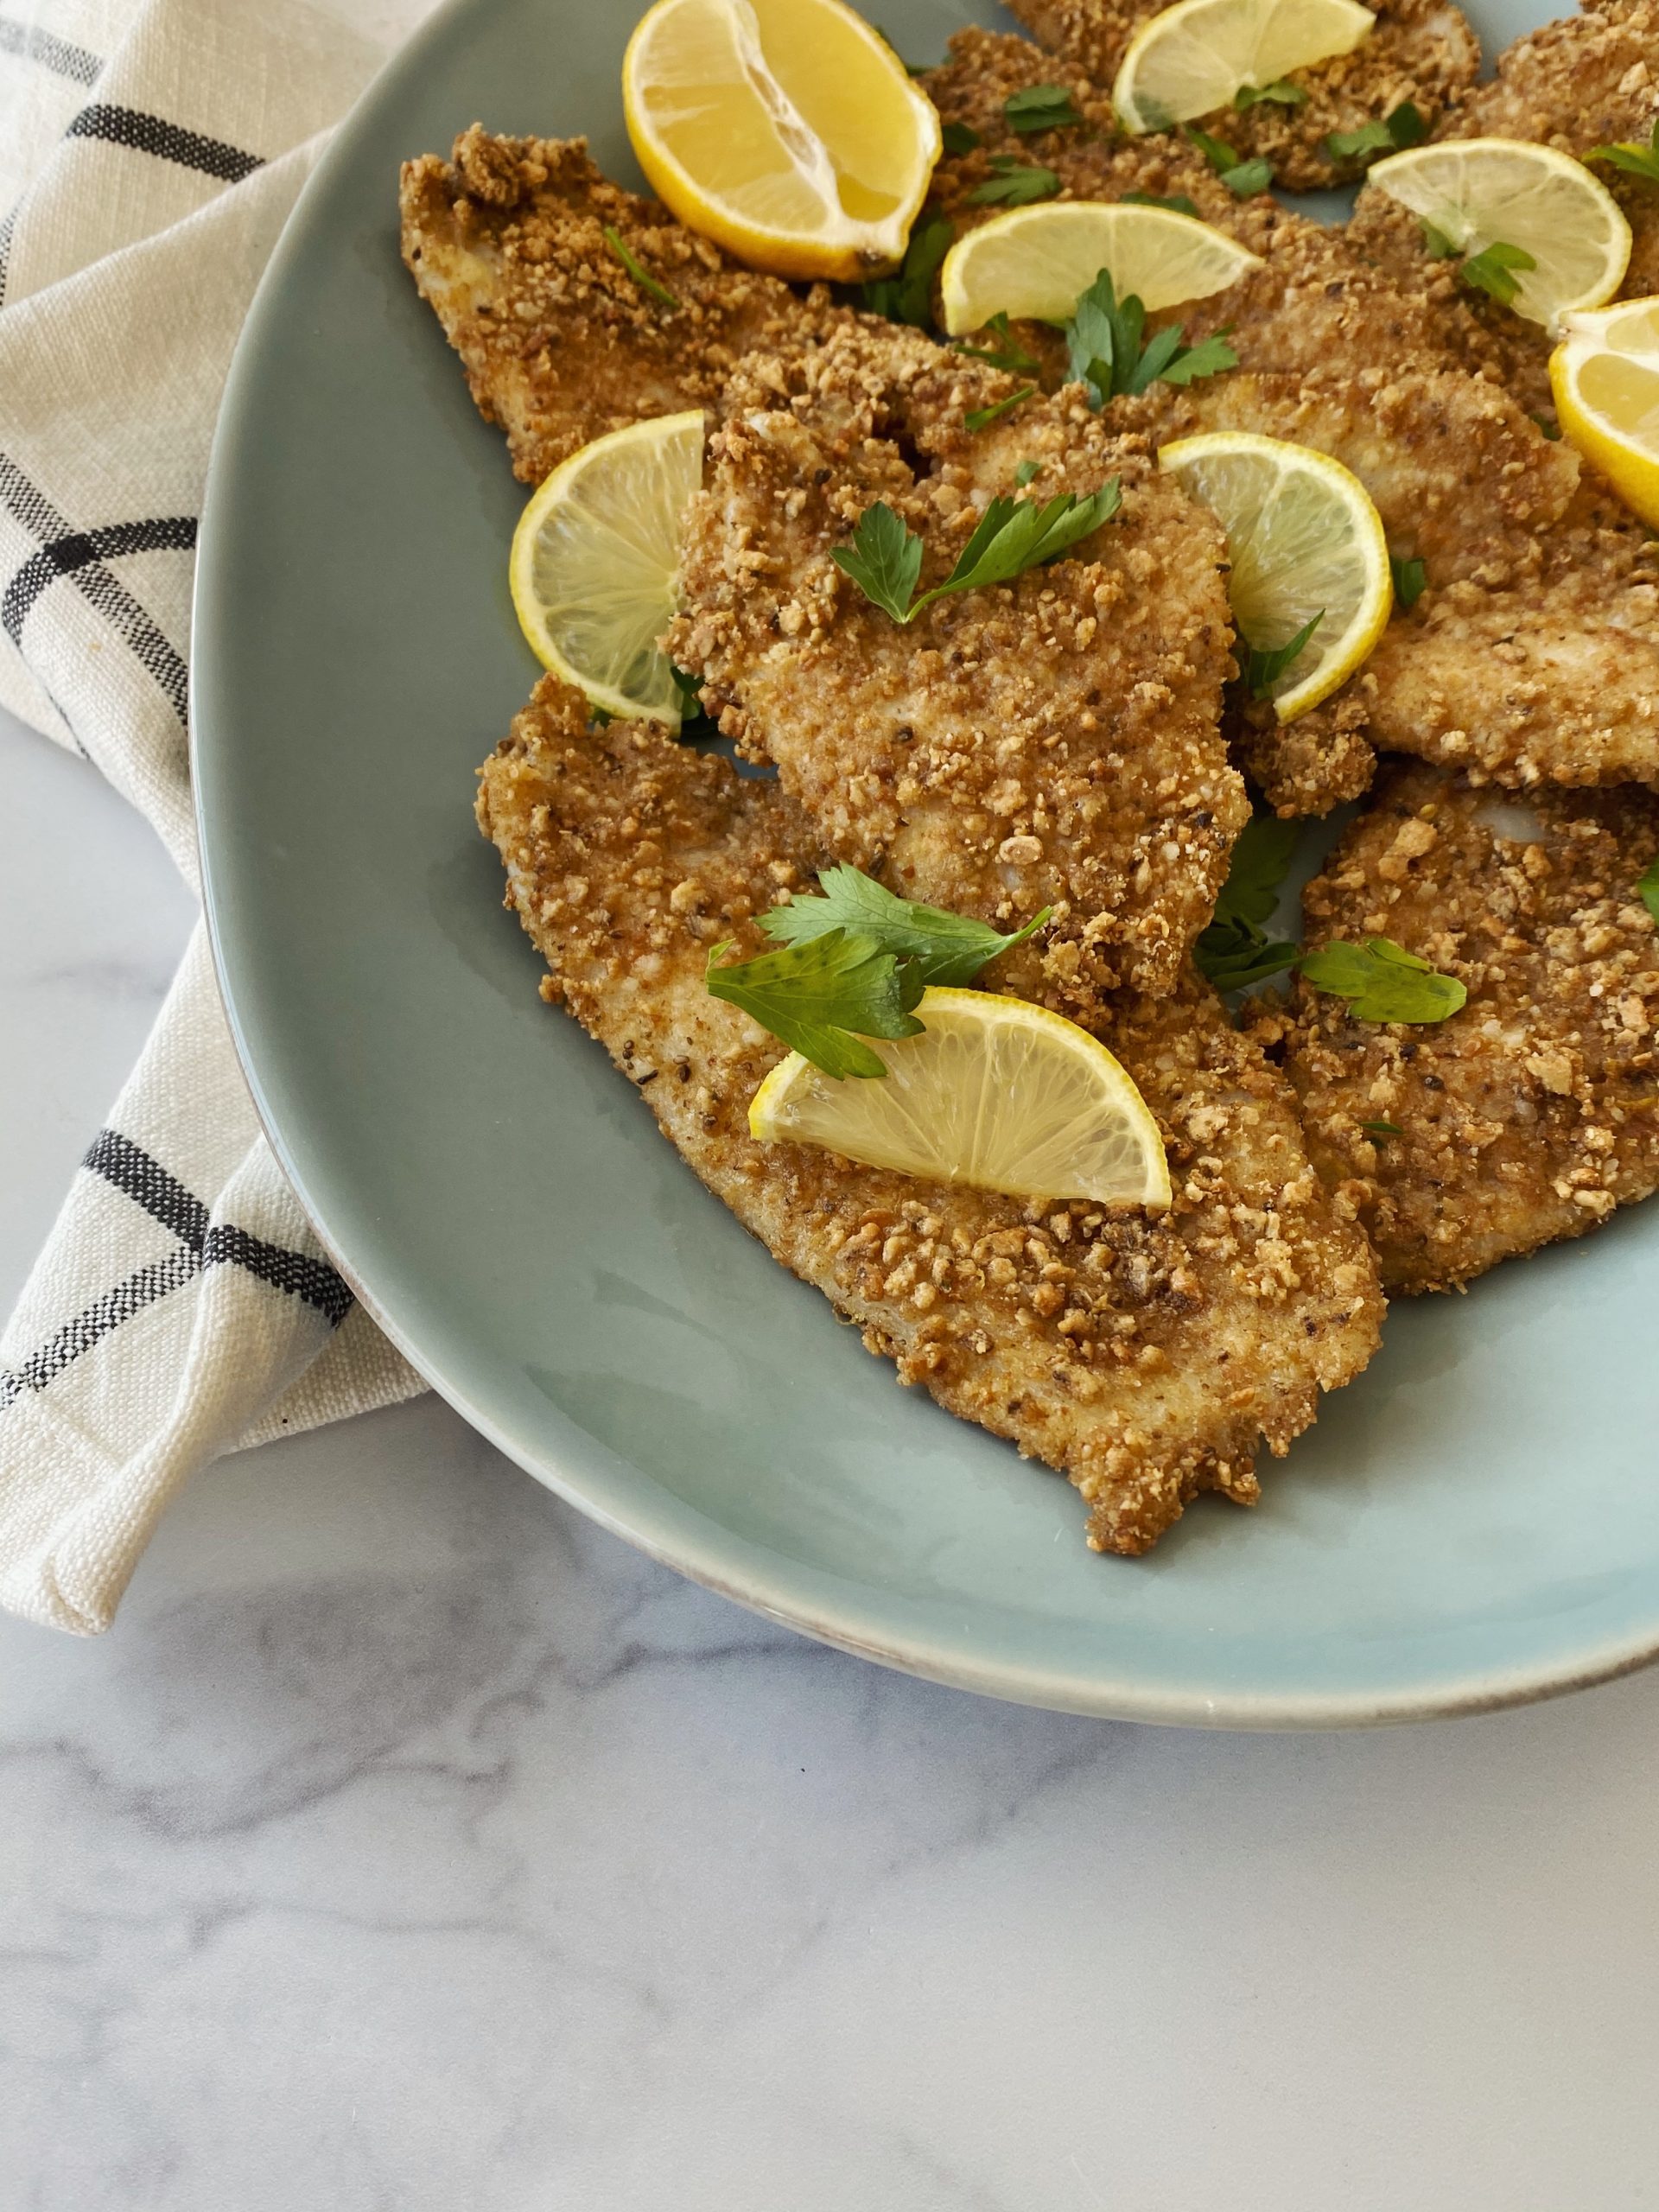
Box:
xmin=1122 ymin=189 xmax=1201 ymax=215
xmin=706 ymin=931 xmax=924 ymax=1079
xmin=954 ymin=311 xmax=1040 ymax=372
xmin=1193 ymin=816 xmax=1303 ymax=992
xmin=760 ymin=863 xmax=1051 ymax=984
xmin=1185 ymin=126 xmax=1274 ymax=194
xmin=1588 ymin=118 xmax=1659 ymax=188
xmin=1533 ymin=413 xmax=1563 ymax=440
xmin=1065 ymin=268 xmax=1237 ymax=404
xmin=602 ymin=226 xmax=678 ymax=309
xmin=1236 ymin=77 xmax=1306 ymax=110
xmin=1005 ymin=84 xmax=1086 ymax=134
xmin=831 ymin=484 xmax=1122 ymax=622
xmin=1014 ymin=459 xmax=1043 ymax=486
xmin=670 ymin=663 xmax=719 ymax=738
xmin=1300 ymin=938 xmax=1467 ymax=1023
xmin=968 ymin=154 xmax=1061 ymax=207
xmin=965 ymin=385 xmax=1038 ymax=431
xmin=1638 ymin=855 xmax=1659 ymax=927
xmin=1459 ymin=238 xmax=1536 ymax=307
xmin=860 ymin=213 xmax=952 ymax=328
xmin=1325 ymin=101 xmax=1425 ymax=161
xmin=941 ymin=120 xmax=982 ymax=156
xmin=1243 ymin=612 xmax=1323 ymax=698
xmin=1390 ymin=554 xmax=1427 ymax=609
xmin=1359 ymin=1119 xmax=1402 ymax=1138
xmin=1421 ymin=219 xmax=1459 ymax=259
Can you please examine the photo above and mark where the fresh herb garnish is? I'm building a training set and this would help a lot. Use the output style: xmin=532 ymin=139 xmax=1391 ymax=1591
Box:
xmin=968 ymin=154 xmax=1061 ymax=206
xmin=1122 ymin=189 xmax=1202 ymax=215
xmin=1014 ymin=459 xmax=1043 ymax=486
xmin=1459 ymin=239 xmax=1537 ymax=307
xmin=1065 ymin=268 xmax=1237 ymax=404
xmin=670 ymin=663 xmax=719 ymax=738
xmin=1421 ymin=219 xmax=1459 ymax=259
xmin=1638 ymin=855 xmax=1659 ymax=927
xmin=954 ymin=311 xmax=1040 ymax=372
xmin=1389 ymin=554 xmax=1427 ymax=610
xmin=1184 ymin=126 xmax=1273 ymax=195
xmin=1359 ymin=1119 xmax=1402 ymax=1138
xmin=830 ymin=485 xmax=1122 ymax=622
xmin=965 ymin=385 xmax=1038 ymax=431
xmin=1533 ymin=413 xmax=1563 ymax=440
xmin=706 ymin=930 xmax=924 ymax=1079
xmin=1300 ymin=938 xmax=1467 ymax=1023
xmin=760 ymin=863 xmax=1051 ymax=984
xmin=603 ymin=226 xmax=678 ymax=309
xmin=1588 ymin=118 xmax=1659 ymax=188
xmin=1005 ymin=84 xmax=1086 ymax=135
xmin=861 ymin=213 xmax=952 ymax=327
xmin=941 ymin=120 xmax=981 ymax=156
xmin=1243 ymin=612 xmax=1323 ymax=698
xmin=1236 ymin=77 xmax=1306 ymax=110
xmin=1325 ymin=101 xmax=1425 ymax=161
xmin=1193 ymin=816 xmax=1303 ymax=992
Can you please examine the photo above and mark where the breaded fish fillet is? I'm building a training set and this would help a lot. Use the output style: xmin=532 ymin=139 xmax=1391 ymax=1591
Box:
xmin=668 ymin=318 xmax=1247 ymax=1008
xmin=1001 ymin=0 xmax=1479 ymax=189
xmin=399 ymin=125 xmax=840 ymax=481
xmin=1348 ymin=0 xmax=1659 ymax=423
xmin=1258 ymin=762 xmax=1659 ymax=1290
xmin=478 ymin=672 xmax=1384 ymax=1552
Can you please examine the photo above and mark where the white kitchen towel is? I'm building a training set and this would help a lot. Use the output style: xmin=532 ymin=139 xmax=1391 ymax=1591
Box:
xmin=0 ymin=0 xmax=435 ymax=1637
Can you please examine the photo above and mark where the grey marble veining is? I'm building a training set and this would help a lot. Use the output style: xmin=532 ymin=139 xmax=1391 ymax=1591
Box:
xmin=4 ymin=705 xmax=1659 ymax=2210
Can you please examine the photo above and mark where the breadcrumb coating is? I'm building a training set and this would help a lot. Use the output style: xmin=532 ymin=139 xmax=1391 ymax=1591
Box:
xmin=399 ymin=126 xmax=841 ymax=481
xmin=478 ymin=673 xmax=1383 ymax=1552
xmin=1348 ymin=0 xmax=1659 ymax=424
xmin=1257 ymin=761 xmax=1659 ymax=1290
xmin=1002 ymin=0 xmax=1479 ymax=189
xmin=667 ymin=318 xmax=1247 ymax=1008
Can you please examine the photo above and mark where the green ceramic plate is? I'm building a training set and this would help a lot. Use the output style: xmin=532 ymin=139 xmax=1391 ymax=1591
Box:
xmin=194 ymin=0 xmax=1659 ymax=1726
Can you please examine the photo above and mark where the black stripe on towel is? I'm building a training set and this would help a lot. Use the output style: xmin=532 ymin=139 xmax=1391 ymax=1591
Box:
xmin=203 ymin=1226 xmax=355 ymax=1327
xmin=3 ymin=516 xmax=198 ymax=642
xmin=0 ymin=453 xmax=191 ymax=727
xmin=0 ymin=16 xmax=102 ymax=86
xmin=83 ymin=1128 xmax=209 ymax=1250
xmin=0 ymin=1249 xmax=200 ymax=1411
xmin=65 ymin=105 xmax=262 ymax=183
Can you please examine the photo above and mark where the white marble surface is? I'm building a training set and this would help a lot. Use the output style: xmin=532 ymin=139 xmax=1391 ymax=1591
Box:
xmin=4 ymin=706 xmax=1659 ymax=2207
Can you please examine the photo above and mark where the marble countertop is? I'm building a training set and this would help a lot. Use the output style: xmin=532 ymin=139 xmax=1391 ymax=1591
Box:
xmin=4 ymin=700 xmax=1659 ymax=2209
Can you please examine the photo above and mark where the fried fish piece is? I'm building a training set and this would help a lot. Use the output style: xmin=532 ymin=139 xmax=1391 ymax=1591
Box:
xmin=1257 ymin=760 xmax=1659 ymax=1290
xmin=1000 ymin=0 xmax=1479 ymax=189
xmin=668 ymin=318 xmax=1247 ymax=1009
xmin=399 ymin=125 xmax=840 ymax=482
xmin=1347 ymin=0 xmax=1659 ymax=423
xmin=478 ymin=671 xmax=1384 ymax=1552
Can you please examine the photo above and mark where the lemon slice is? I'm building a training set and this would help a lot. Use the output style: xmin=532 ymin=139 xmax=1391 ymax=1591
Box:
xmin=1368 ymin=139 xmax=1631 ymax=330
xmin=1113 ymin=0 xmax=1375 ymax=135
xmin=621 ymin=0 xmax=941 ymax=283
xmin=939 ymin=200 xmax=1262 ymax=335
xmin=1160 ymin=430 xmax=1391 ymax=721
xmin=1551 ymin=296 xmax=1659 ymax=527
xmin=509 ymin=410 xmax=703 ymax=723
xmin=747 ymin=988 xmax=1172 ymax=1210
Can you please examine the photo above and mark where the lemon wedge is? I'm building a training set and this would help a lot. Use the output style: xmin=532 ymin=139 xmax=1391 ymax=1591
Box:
xmin=1160 ymin=430 xmax=1392 ymax=721
xmin=939 ymin=200 xmax=1262 ymax=335
xmin=748 ymin=988 xmax=1172 ymax=1210
xmin=1113 ymin=0 xmax=1375 ymax=135
xmin=509 ymin=410 xmax=703 ymax=723
xmin=621 ymin=0 xmax=941 ymax=283
xmin=1368 ymin=139 xmax=1630 ymax=330
xmin=1552 ymin=296 xmax=1659 ymax=527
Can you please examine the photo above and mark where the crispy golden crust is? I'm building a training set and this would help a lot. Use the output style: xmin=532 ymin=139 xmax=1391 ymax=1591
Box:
xmin=1349 ymin=1 xmax=1659 ymax=423
xmin=1232 ymin=691 xmax=1381 ymax=817
xmin=479 ymin=673 xmax=1383 ymax=1552
xmin=1255 ymin=762 xmax=1659 ymax=1291
xmin=1001 ymin=0 xmax=1479 ymax=189
xmin=667 ymin=319 xmax=1247 ymax=1008
xmin=398 ymin=126 xmax=841 ymax=481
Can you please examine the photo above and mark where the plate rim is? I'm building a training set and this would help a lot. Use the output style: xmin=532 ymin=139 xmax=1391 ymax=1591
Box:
xmin=192 ymin=0 xmax=1659 ymax=1731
